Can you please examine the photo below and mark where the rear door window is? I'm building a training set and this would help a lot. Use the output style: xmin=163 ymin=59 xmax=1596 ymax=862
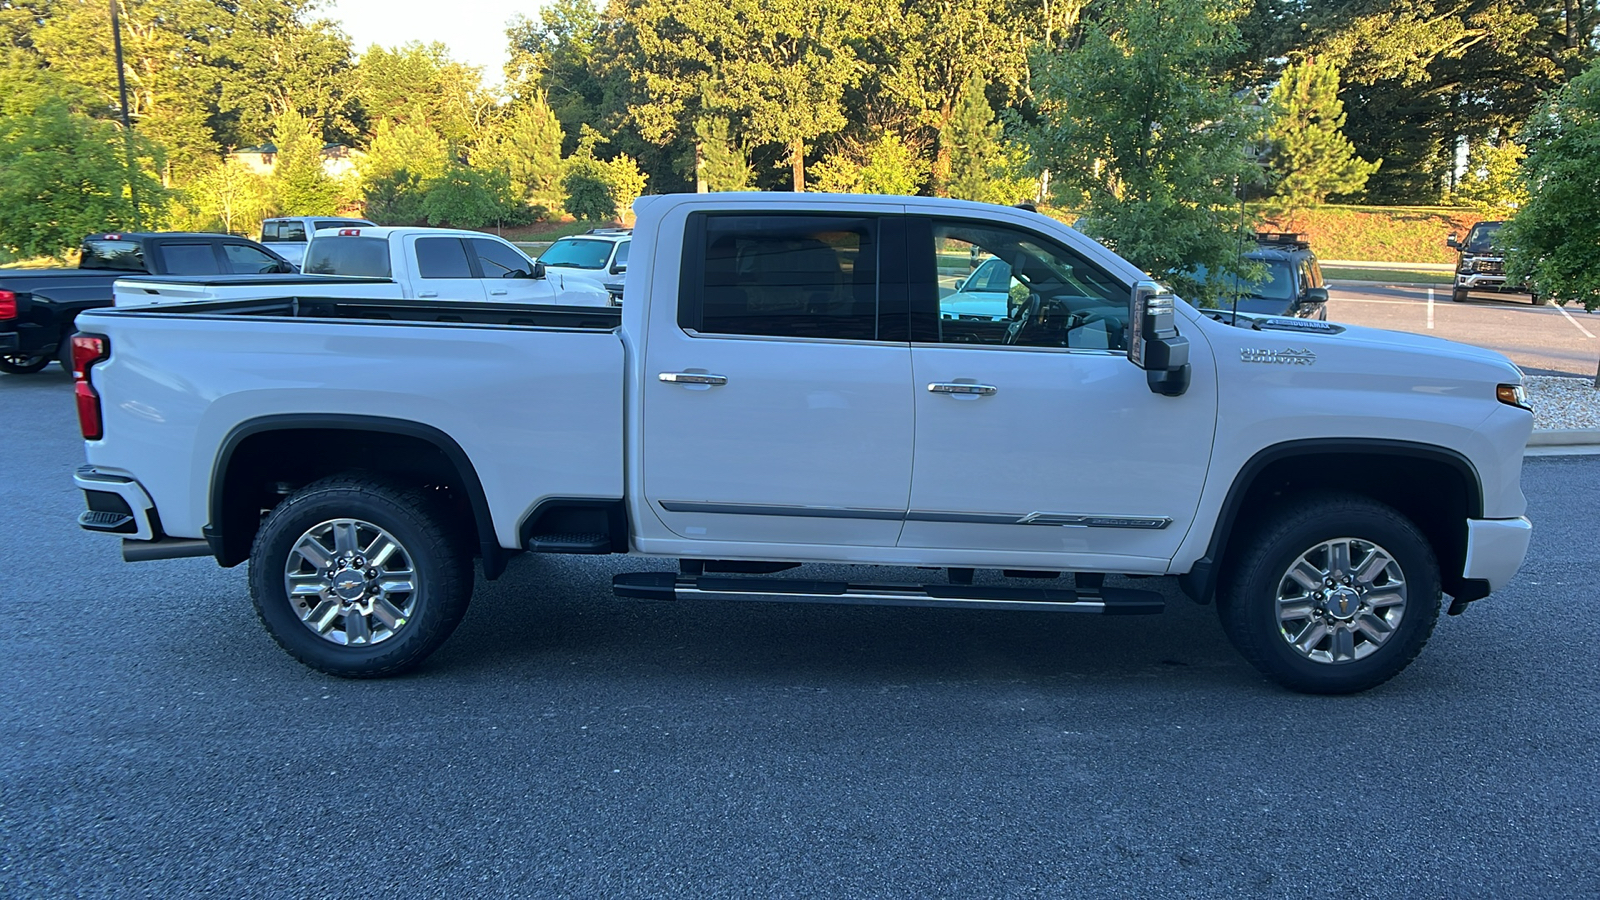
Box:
xmin=415 ymin=238 xmax=475 ymax=279
xmin=159 ymin=242 xmax=223 ymax=275
xmin=683 ymin=214 xmax=881 ymax=341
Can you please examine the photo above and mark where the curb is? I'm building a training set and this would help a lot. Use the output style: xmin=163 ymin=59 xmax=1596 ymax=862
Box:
xmin=1527 ymin=428 xmax=1600 ymax=456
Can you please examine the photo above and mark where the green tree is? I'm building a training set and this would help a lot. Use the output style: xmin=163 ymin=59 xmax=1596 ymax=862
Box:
xmin=1450 ymin=136 xmax=1527 ymax=213
xmin=943 ymin=73 xmax=1033 ymax=204
xmin=357 ymin=118 xmax=449 ymax=224
xmin=268 ymin=108 xmax=342 ymax=215
xmin=560 ymin=128 xmax=650 ymax=222
xmin=505 ymin=0 xmax=617 ymax=156
xmin=0 ymin=70 xmax=167 ymax=257
xmin=419 ymin=164 xmax=519 ymax=229
xmin=695 ymin=116 xmax=754 ymax=191
xmin=1029 ymin=0 xmax=1261 ymax=305
xmin=1264 ymin=56 xmax=1380 ymax=210
xmin=176 ymin=156 xmax=271 ymax=234
xmin=476 ymin=93 xmax=565 ymax=215
xmin=1503 ymin=61 xmax=1600 ymax=312
xmin=356 ymin=42 xmax=490 ymax=149
xmin=810 ymin=133 xmax=929 ymax=195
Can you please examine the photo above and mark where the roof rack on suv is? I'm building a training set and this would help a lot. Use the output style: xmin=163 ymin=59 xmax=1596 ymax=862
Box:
xmin=584 ymin=227 xmax=633 ymax=235
xmin=1255 ymin=232 xmax=1310 ymax=250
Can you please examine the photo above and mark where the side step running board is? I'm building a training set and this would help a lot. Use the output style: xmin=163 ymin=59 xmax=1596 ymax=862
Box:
xmin=612 ymin=573 xmax=1164 ymax=615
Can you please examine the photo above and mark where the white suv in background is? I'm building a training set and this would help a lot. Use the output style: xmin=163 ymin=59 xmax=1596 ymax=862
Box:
xmin=537 ymin=229 xmax=630 ymax=304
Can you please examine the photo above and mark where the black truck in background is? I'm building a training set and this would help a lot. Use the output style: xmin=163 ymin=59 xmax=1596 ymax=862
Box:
xmin=0 ymin=232 xmax=294 ymax=374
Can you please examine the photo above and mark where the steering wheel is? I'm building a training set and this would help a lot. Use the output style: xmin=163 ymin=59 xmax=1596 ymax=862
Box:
xmin=1003 ymin=291 xmax=1042 ymax=345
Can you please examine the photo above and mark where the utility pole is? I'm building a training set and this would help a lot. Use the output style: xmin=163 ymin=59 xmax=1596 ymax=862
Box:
xmin=110 ymin=0 xmax=142 ymax=230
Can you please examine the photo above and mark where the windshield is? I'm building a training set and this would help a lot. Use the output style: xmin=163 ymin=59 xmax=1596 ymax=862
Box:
xmin=303 ymin=237 xmax=391 ymax=278
xmin=1464 ymin=222 xmax=1501 ymax=254
xmin=538 ymin=238 xmax=612 ymax=270
xmin=1195 ymin=260 xmax=1295 ymax=301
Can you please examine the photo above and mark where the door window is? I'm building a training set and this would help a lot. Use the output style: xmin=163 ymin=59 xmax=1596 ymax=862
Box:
xmin=684 ymin=215 xmax=880 ymax=341
xmin=612 ymin=240 xmax=630 ymax=271
xmin=160 ymin=242 xmax=223 ymax=275
xmin=222 ymin=243 xmax=283 ymax=274
xmin=469 ymin=238 xmax=534 ymax=278
xmin=925 ymin=221 xmax=1127 ymax=351
xmin=415 ymin=238 xmax=474 ymax=278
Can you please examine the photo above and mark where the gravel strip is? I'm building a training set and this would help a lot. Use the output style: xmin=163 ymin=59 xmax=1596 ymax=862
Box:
xmin=1526 ymin=375 xmax=1600 ymax=430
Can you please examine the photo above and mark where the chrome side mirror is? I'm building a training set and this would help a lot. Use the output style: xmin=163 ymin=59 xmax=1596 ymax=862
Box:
xmin=1128 ymin=281 xmax=1190 ymax=396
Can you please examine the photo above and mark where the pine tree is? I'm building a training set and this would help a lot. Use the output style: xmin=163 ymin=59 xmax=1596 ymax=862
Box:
xmin=695 ymin=116 xmax=754 ymax=192
xmin=944 ymin=74 xmax=1004 ymax=202
xmin=269 ymin=108 xmax=341 ymax=215
xmin=478 ymin=93 xmax=565 ymax=215
xmin=1265 ymin=57 xmax=1381 ymax=209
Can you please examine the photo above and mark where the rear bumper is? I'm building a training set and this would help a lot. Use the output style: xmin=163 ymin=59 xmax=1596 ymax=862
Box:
xmin=0 ymin=331 xmax=16 ymax=353
xmin=1461 ymin=516 xmax=1533 ymax=592
xmin=74 ymin=465 xmax=157 ymax=540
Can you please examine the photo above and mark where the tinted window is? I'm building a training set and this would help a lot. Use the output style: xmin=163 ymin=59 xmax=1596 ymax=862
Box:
xmin=78 ymin=240 xmax=147 ymax=272
xmin=261 ymin=221 xmax=306 ymax=243
xmin=470 ymin=238 xmax=533 ymax=277
xmin=538 ymin=238 xmax=612 ymax=269
xmin=929 ymin=220 xmax=1127 ymax=350
xmin=613 ymin=240 xmax=630 ymax=268
xmin=304 ymin=237 xmax=391 ymax=277
xmin=314 ymin=219 xmax=372 ymax=231
xmin=223 ymin=243 xmax=284 ymax=274
xmin=415 ymin=238 xmax=474 ymax=279
xmin=689 ymin=215 xmax=879 ymax=341
xmin=160 ymin=242 xmax=223 ymax=275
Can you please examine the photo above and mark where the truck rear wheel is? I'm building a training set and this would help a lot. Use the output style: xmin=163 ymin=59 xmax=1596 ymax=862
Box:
xmin=0 ymin=354 xmax=51 ymax=374
xmin=1217 ymin=494 xmax=1441 ymax=694
xmin=249 ymin=476 xmax=473 ymax=678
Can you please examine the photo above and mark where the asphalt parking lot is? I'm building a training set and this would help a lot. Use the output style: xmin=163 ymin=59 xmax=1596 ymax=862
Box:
xmin=2 ymin=366 xmax=1598 ymax=897
xmin=1325 ymin=282 xmax=1600 ymax=378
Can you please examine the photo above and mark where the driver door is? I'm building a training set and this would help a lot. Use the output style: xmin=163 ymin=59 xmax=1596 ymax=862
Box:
xmin=900 ymin=216 xmax=1216 ymax=570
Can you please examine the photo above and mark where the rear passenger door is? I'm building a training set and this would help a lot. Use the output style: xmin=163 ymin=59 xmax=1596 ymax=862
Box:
xmin=408 ymin=236 xmax=487 ymax=301
xmin=639 ymin=210 xmax=915 ymax=549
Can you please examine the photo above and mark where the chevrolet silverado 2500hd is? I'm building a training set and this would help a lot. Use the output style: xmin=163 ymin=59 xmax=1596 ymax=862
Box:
xmin=111 ymin=227 xmax=610 ymax=308
xmin=71 ymin=193 xmax=1534 ymax=693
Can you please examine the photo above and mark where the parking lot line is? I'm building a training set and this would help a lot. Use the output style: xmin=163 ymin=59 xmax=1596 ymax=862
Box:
xmin=1556 ymin=304 xmax=1596 ymax=339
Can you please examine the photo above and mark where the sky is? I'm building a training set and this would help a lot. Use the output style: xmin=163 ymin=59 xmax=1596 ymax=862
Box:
xmin=324 ymin=0 xmax=531 ymax=88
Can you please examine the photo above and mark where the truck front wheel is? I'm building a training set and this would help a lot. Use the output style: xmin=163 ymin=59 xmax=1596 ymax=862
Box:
xmin=1217 ymin=495 xmax=1441 ymax=694
xmin=249 ymin=476 xmax=473 ymax=678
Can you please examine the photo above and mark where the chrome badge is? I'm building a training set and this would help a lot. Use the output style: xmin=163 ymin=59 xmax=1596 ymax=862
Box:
xmin=1241 ymin=347 xmax=1317 ymax=366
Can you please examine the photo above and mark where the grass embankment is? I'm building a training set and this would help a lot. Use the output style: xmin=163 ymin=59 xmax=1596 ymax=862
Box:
xmin=1256 ymin=205 xmax=1489 ymax=264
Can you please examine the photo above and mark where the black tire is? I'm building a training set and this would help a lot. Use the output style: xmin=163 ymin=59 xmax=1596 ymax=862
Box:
xmin=1450 ymin=287 xmax=1468 ymax=303
xmin=0 ymin=354 xmax=51 ymax=374
xmin=1217 ymin=494 xmax=1441 ymax=694
xmin=249 ymin=475 xmax=473 ymax=678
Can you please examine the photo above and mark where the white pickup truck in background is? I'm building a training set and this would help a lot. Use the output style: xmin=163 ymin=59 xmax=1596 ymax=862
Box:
xmin=258 ymin=215 xmax=376 ymax=267
xmin=112 ymin=227 xmax=612 ymax=308
xmin=71 ymin=193 xmax=1534 ymax=694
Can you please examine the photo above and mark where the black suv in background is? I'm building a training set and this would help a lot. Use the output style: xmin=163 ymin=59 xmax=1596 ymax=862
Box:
xmin=1447 ymin=221 xmax=1537 ymax=304
xmin=1197 ymin=232 xmax=1330 ymax=320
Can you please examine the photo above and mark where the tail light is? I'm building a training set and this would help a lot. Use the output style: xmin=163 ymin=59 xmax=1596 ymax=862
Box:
xmin=72 ymin=334 xmax=109 ymax=440
xmin=0 ymin=290 xmax=15 ymax=320
xmin=338 ymin=228 xmax=361 ymax=236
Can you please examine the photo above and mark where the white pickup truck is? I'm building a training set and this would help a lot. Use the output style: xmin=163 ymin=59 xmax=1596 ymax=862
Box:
xmin=112 ymin=226 xmax=612 ymax=308
xmin=70 ymin=193 xmax=1534 ymax=694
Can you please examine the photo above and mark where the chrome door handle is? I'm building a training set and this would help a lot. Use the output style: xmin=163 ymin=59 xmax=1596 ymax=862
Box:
xmin=418 ymin=291 xmax=438 ymax=298
xmin=489 ymin=288 xmax=508 ymax=296
xmin=659 ymin=372 xmax=728 ymax=386
xmin=928 ymin=382 xmax=997 ymax=396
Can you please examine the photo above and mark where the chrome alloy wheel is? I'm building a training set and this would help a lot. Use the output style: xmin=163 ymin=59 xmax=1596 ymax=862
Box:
xmin=1275 ymin=537 xmax=1407 ymax=664
xmin=283 ymin=518 xmax=417 ymax=647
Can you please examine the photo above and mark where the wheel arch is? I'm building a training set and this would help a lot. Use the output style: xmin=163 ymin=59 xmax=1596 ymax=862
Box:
xmin=207 ymin=414 xmax=507 ymax=578
xmin=1180 ymin=439 xmax=1482 ymax=605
